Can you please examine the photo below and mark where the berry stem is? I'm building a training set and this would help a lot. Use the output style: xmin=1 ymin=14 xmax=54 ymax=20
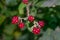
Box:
xmin=18 ymin=17 xmax=22 ymax=22
xmin=34 ymin=21 xmax=41 ymax=28
xmin=26 ymin=2 xmax=31 ymax=17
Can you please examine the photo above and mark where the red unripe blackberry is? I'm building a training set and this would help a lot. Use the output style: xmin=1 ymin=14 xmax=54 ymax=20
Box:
xmin=22 ymin=0 xmax=28 ymax=4
xmin=32 ymin=27 xmax=40 ymax=35
xmin=38 ymin=21 xmax=45 ymax=28
xmin=28 ymin=15 xmax=34 ymax=22
xmin=18 ymin=22 xmax=25 ymax=28
xmin=12 ymin=16 xmax=18 ymax=24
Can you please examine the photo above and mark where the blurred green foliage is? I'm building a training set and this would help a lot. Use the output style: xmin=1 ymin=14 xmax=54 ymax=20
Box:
xmin=0 ymin=0 xmax=60 ymax=40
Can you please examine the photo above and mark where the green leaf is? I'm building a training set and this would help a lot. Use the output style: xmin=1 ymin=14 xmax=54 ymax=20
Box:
xmin=5 ymin=11 xmax=18 ymax=17
xmin=33 ymin=0 xmax=38 ymax=5
xmin=18 ymin=34 xmax=29 ymax=40
xmin=3 ymin=34 xmax=13 ymax=40
xmin=30 ymin=7 xmax=37 ymax=16
xmin=56 ymin=12 xmax=60 ymax=19
xmin=36 ymin=14 xmax=44 ymax=19
xmin=14 ymin=31 xmax=22 ymax=40
xmin=18 ymin=3 xmax=26 ymax=16
xmin=0 ymin=2 xmax=4 ymax=9
xmin=5 ymin=0 xmax=18 ymax=6
xmin=4 ymin=24 xmax=16 ymax=35
xmin=1 ymin=8 xmax=18 ymax=17
xmin=48 ymin=14 xmax=57 ymax=29
xmin=0 ymin=15 xmax=6 ymax=25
